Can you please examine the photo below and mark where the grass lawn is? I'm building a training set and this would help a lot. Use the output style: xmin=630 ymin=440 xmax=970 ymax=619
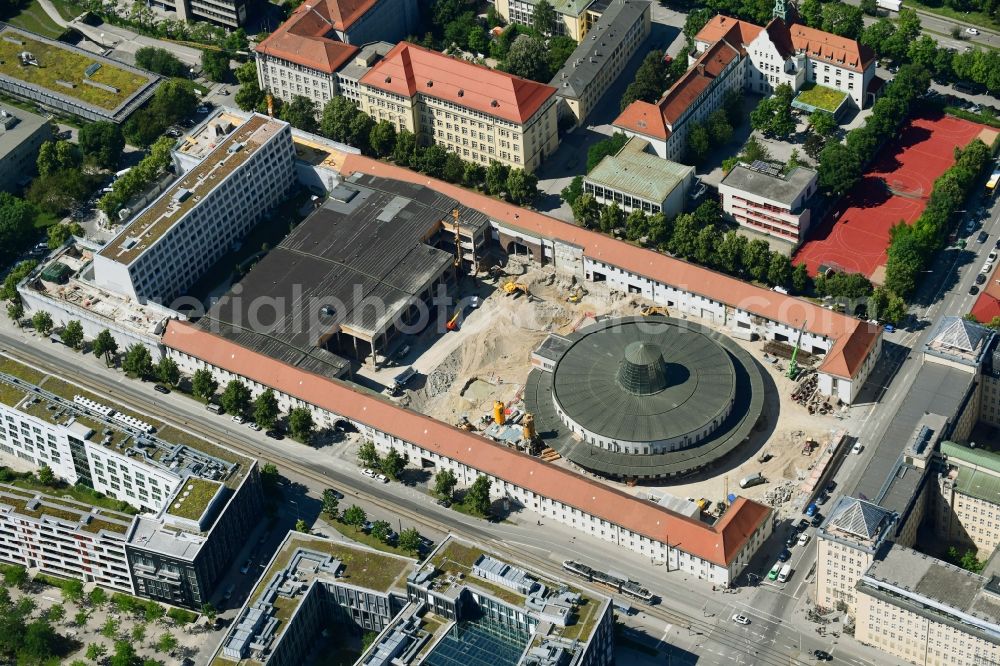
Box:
xmin=795 ymin=83 xmax=846 ymax=113
xmin=47 ymin=0 xmax=83 ymax=21
xmin=3 ymin=0 xmax=66 ymax=40
xmin=900 ymin=0 xmax=1000 ymax=34
xmin=0 ymin=27 xmax=150 ymax=110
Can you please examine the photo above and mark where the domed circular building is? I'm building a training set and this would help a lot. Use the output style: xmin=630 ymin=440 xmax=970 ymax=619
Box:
xmin=524 ymin=316 xmax=766 ymax=481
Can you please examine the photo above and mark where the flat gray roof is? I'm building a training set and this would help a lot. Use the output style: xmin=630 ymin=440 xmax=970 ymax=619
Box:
xmin=198 ymin=174 xmax=490 ymax=373
xmin=0 ymin=104 xmax=48 ymax=159
xmin=549 ymin=0 xmax=650 ymax=99
xmin=337 ymin=41 xmax=395 ymax=82
xmin=851 ymin=362 xmax=974 ymax=517
xmin=585 ymin=137 xmax=692 ymax=203
xmin=861 ymin=544 xmax=1000 ymax=640
xmin=720 ymin=164 xmax=816 ymax=207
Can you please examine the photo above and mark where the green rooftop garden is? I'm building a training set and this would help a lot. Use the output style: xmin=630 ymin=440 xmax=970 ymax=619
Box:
xmin=0 ymin=380 xmax=27 ymax=408
xmin=0 ymin=357 xmax=46 ymax=386
xmin=794 ymin=83 xmax=847 ymax=113
xmin=428 ymin=541 xmax=527 ymax=606
xmin=0 ymin=28 xmax=150 ymax=110
xmin=0 ymin=471 xmax=138 ymax=514
xmin=166 ymin=477 xmax=221 ymax=521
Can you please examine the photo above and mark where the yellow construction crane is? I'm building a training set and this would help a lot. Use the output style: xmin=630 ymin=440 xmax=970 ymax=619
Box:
xmin=451 ymin=208 xmax=461 ymax=270
xmin=640 ymin=305 xmax=670 ymax=317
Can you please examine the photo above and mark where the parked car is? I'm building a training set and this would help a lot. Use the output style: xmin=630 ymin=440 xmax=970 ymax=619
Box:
xmin=240 ymin=558 xmax=252 ymax=574
xmin=361 ymin=468 xmax=375 ymax=478
xmin=265 ymin=429 xmax=284 ymax=440
xmin=813 ymin=650 xmax=833 ymax=661
xmin=231 ymin=414 xmax=246 ymax=424
xmin=816 ymin=492 xmax=828 ymax=505
xmin=247 ymin=422 xmax=261 ymax=431
xmin=785 ymin=533 xmax=799 ymax=548
xmin=811 ymin=513 xmax=824 ymax=527
xmin=153 ymin=384 xmax=170 ymax=394
xmin=328 ymin=488 xmax=345 ymax=500
xmin=376 ymin=473 xmax=389 ymax=483
xmin=977 ymin=273 xmax=988 ymax=285
xmin=965 ymin=27 xmax=980 ymax=36
xmin=805 ymin=502 xmax=818 ymax=517
xmin=852 ymin=442 xmax=864 ymax=454
xmin=739 ymin=473 xmax=766 ymax=489
xmin=796 ymin=519 xmax=810 ymax=533
xmin=768 ymin=562 xmax=781 ymax=580
xmin=436 ymin=498 xmax=452 ymax=508
xmin=777 ymin=548 xmax=792 ymax=562
xmin=798 ymin=533 xmax=811 ymax=546
xmin=978 ymin=231 xmax=989 ymax=243
xmin=731 ymin=614 xmax=750 ymax=625
xmin=971 ymin=285 xmax=981 ymax=296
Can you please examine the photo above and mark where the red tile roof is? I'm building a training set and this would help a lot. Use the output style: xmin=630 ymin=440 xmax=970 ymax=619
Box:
xmin=972 ymin=263 xmax=1000 ymax=324
xmin=788 ymin=23 xmax=874 ymax=73
xmin=694 ymin=15 xmax=762 ymax=48
xmin=164 ymin=320 xmax=771 ymax=567
xmin=613 ymin=39 xmax=738 ymax=138
xmin=255 ymin=0 xmax=360 ymax=74
xmin=359 ymin=42 xmax=557 ymax=125
xmin=336 ymin=156 xmax=878 ymax=380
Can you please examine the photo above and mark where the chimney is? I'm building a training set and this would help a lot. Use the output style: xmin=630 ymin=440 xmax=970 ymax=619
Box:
xmin=697 ymin=63 xmax=706 ymax=76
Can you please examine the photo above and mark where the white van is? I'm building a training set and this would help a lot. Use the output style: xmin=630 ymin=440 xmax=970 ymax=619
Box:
xmin=739 ymin=473 xmax=766 ymax=489
xmin=777 ymin=564 xmax=792 ymax=583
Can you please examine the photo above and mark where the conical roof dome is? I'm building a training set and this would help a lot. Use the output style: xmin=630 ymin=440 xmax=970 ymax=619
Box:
xmin=617 ymin=342 xmax=668 ymax=395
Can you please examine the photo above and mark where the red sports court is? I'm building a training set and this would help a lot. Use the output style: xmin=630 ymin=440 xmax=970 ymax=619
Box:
xmin=794 ymin=113 xmax=998 ymax=281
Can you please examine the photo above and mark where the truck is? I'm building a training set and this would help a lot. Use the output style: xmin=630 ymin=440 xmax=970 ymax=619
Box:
xmin=877 ymin=0 xmax=901 ymax=11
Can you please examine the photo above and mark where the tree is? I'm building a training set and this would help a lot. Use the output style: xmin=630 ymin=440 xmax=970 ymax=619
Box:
xmin=821 ymin=3 xmax=863 ymax=39
xmin=73 ymin=610 xmax=88 ymax=627
xmin=767 ymin=252 xmax=792 ymax=287
xmin=485 ymin=161 xmax=510 ymax=196
xmin=716 ymin=232 xmax=747 ymax=274
xmin=808 ymin=111 xmax=837 ymax=137
xmin=62 ymin=578 xmax=84 ymax=603
xmin=6 ymin=300 xmax=22 ymax=325
xmin=79 ymin=122 xmax=125 ymax=169
xmin=686 ymin=123 xmax=712 ymax=163
xmin=707 ymin=108 xmax=733 ymax=146
xmin=561 ymin=175 xmax=584 ymax=205
xmin=234 ymin=77 xmax=265 ymax=112
xmin=154 ymin=632 xmax=177 ymax=654
xmin=750 ymin=84 xmax=796 ymax=138
xmin=192 ymin=368 xmax=218 ymax=401
xmin=398 ymin=527 xmax=421 ymax=554
xmin=89 ymin=587 xmax=108 ymax=608
xmin=59 ymin=320 xmax=84 ymax=350
xmin=599 ymin=202 xmax=623 ymax=234
xmin=369 ymin=120 xmax=397 ymax=158
xmin=253 ymin=389 xmax=280 ymax=429
xmin=29 ymin=170 xmax=92 ymax=216
xmin=800 ymin=0 xmax=822 ymax=28
xmin=463 ymin=162 xmax=485 ymax=189
xmin=220 ymin=379 xmax=251 ymax=416
xmin=36 ymin=464 xmax=55 ymax=486
xmin=803 ymin=133 xmax=826 ymax=160
xmin=468 ymin=25 xmax=490 ymax=55
xmin=123 ymin=344 xmax=153 ymax=378
xmin=419 ymin=144 xmax=448 ymax=178
xmin=280 ymin=96 xmax=318 ymax=133
xmin=683 ymin=7 xmax=714 ymax=41
xmin=358 ymin=440 xmax=380 ymax=469
xmin=742 ymin=240 xmax=772 ymax=282
xmin=348 ymin=111 xmax=375 ymax=153
xmin=572 ymin=193 xmax=599 ymax=228
xmin=434 ymin=469 xmax=458 ymax=500
xmin=861 ymin=18 xmax=896 ymax=59
xmin=342 ymin=504 xmax=367 ymax=530
xmin=818 ymin=142 xmax=861 ymax=196
xmin=2 ymin=564 xmax=27 ymax=588
xmin=792 ymin=263 xmax=811 ymax=294
xmin=392 ymin=130 xmax=417 ymax=166
xmin=506 ymin=169 xmax=538 ymax=205
xmin=155 ymin=357 xmax=180 ymax=387
xmin=465 ymin=474 xmax=492 ymax=516
xmin=380 ymin=448 xmax=406 ymax=480
xmin=884 ymin=292 xmax=907 ymax=325
xmin=37 ymin=140 xmax=82 ymax=178
xmin=504 ymin=35 xmax=549 ymax=82
xmin=294 ymin=518 xmax=309 ymax=533
xmin=532 ymin=0 xmax=556 ymax=35
xmin=201 ymin=49 xmax=230 ymax=82
xmin=860 ymin=0 xmax=878 ymax=15
xmin=370 ymin=520 xmax=392 ymax=542
xmin=46 ymin=603 xmax=65 ymax=624
xmin=587 ymin=133 xmax=629 ymax=171
xmin=621 ymin=50 xmax=669 ymax=109
xmin=201 ymin=602 xmax=218 ymax=623
xmin=135 ymin=46 xmax=188 ymax=77
xmin=31 ymin=310 xmax=53 ymax=336
xmin=741 ymin=136 xmax=771 ymax=163
xmin=322 ymin=489 xmax=340 ymax=518
xmin=0 ymin=200 xmax=36 ymax=268
xmin=131 ymin=623 xmax=146 ymax=643
xmin=86 ymin=643 xmax=107 ymax=662
xmin=694 ymin=225 xmax=719 ymax=265
xmin=289 ymin=407 xmax=314 ymax=441
xmin=101 ymin=617 xmax=119 ymax=640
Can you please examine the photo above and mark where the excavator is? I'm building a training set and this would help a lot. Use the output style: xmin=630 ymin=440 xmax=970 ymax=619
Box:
xmin=502 ymin=281 xmax=530 ymax=298
xmin=640 ymin=305 xmax=670 ymax=317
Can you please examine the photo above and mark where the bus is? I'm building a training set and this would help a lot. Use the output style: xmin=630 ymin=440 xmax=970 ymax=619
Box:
xmin=987 ymin=170 xmax=1000 ymax=197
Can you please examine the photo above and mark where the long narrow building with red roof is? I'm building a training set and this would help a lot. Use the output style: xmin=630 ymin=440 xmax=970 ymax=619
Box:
xmin=614 ymin=1 xmax=878 ymax=161
xmin=357 ymin=42 xmax=560 ymax=173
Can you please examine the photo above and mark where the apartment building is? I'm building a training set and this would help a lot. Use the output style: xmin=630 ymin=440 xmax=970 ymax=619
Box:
xmin=213 ymin=532 xmax=416 ymax=665
xmin=358 ymin=43 xmax=560 ymax=172
xmin=855 ymin=544 xmax=1000 ymax=666
xmin=718 ymin=162 xmax=818 ymax=248
xmin=497 ymin=0 xmax=602 ymax=41
xmin=549 ymin=0 xmax=650 ymax=126
xmin=615 ymin=7 xmax=876 ymax=162
xmin=935 ymin=441 xmax=1000 ymax=556
xmin=815 ymin=496 xmax=896 ymax=615
xmin=92 ymin=114 xmax=295 ymax=304
xmin=0 ymin=484 xmax=134 ymax=592
xmin=0 ymin=105 xmax=52 ymax=193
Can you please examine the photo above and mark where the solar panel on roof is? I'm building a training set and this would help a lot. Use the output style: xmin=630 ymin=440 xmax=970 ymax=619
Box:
xmin=749 ymin=160 xmax=782 ymax=177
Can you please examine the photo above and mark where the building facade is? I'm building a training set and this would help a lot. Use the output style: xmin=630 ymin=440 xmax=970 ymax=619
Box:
xmin=718 ymin=162 xmax=818 ymax=247
xmin=549 ymin=0 xmax=651 ymax=126
xmin=814 ymin=496 xmax=895 ymax=615
xmin=92 ymin=114 xmax=296 ymax=304
xmin=0 ymin=484 xmax=134 ymax=592
xmin=497 ymin=0 xmax=599 ymax=41
xmin=935 ymin=441 xmax=1000 ymax=556
xmin=583 ymin=137 xmax=694 ymax=216
xmin=855 ymin=545 xmax=1000 ymax=666
xmin=358 ymin=43 xmax=560 ymax=172
xmin=0 ymin=105 xmax=52 ymax=193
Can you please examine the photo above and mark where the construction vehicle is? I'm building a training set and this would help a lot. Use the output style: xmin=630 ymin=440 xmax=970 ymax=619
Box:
xmin=522 ymin=413 xmax=536 ymax=441
xmin=787 ymin=324 xmax=805 ymax=379
xmin=451 ymin=209 xmax=462 ymax=270
xmin=456 ymin=415 xmax=475 ymax=431
xmin=503 ymin=281 xmax=530 ymax=298
xmin=640 ymin=305 xmax=670 ymax=317
xmin=493 ymin=401 xmax=506 ymax=426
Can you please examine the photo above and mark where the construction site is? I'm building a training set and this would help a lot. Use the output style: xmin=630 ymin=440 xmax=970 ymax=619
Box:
xmin=353 ymin=249 xmax=847 ymax=523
